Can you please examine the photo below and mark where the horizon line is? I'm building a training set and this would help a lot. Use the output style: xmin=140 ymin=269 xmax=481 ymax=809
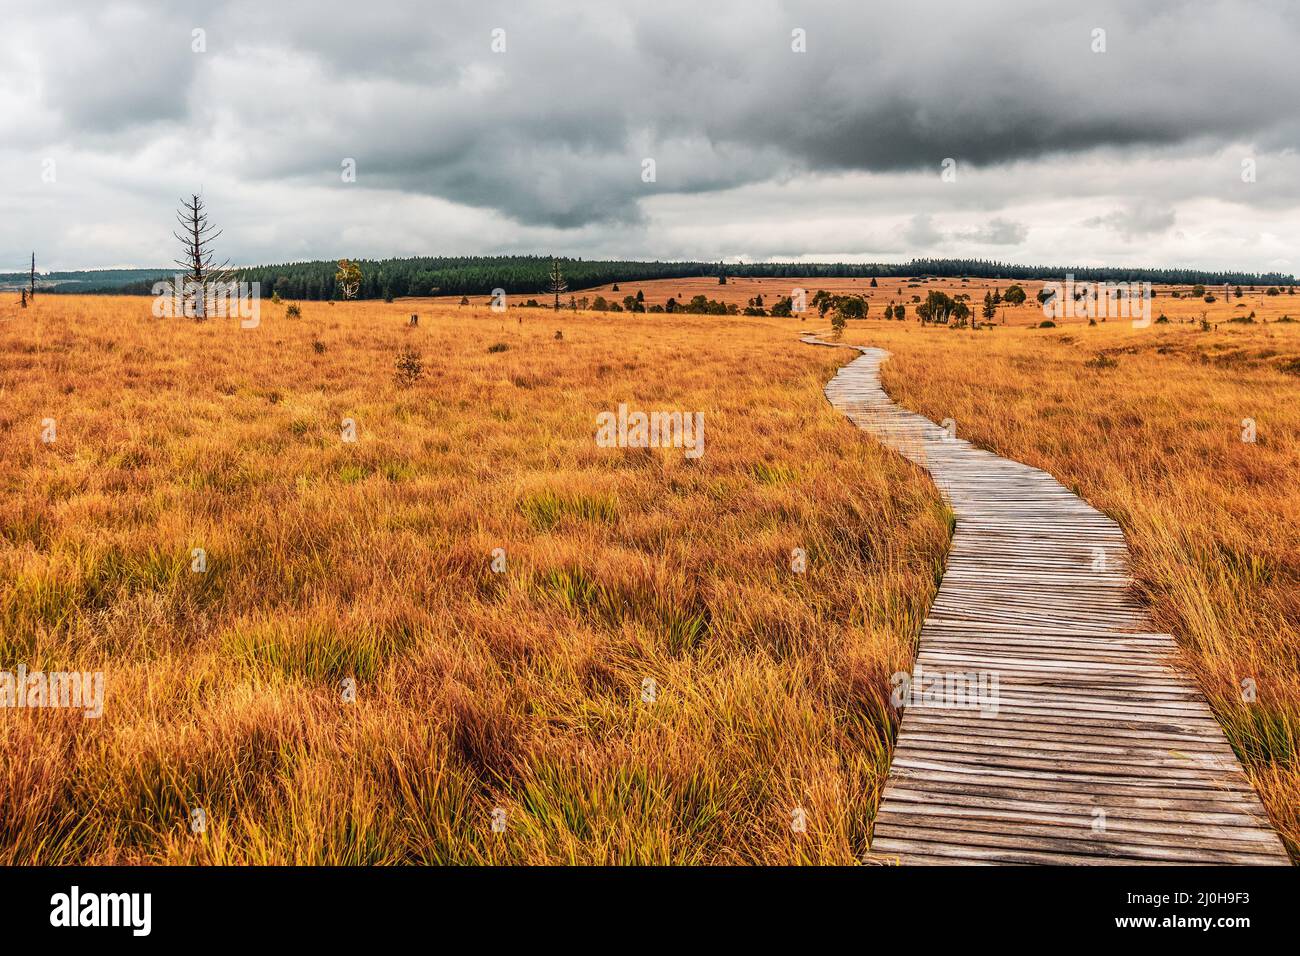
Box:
xmin=3 ymin=254 xmax=1296 ymax=282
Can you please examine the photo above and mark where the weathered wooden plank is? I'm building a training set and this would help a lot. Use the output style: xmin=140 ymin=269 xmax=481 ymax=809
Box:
xmin=874 ymin=811 xmax=1283 ymax=858
xmin=872 ymin=823 xmax=1282 ymax=865
xmin=868 ymin=837 xmax=1210 ymax=866
xmin=881 ymin=784 xmax=1275 ymax=826
xmin=880 ymin=808 xmax=1272 ymax=848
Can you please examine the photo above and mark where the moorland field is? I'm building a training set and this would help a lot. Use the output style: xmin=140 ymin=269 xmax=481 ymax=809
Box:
xmin=0 ymin=279 xmax=1296 ymax=862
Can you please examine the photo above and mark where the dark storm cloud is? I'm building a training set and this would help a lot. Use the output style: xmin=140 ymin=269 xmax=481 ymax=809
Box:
xmin=724 ymin=2 xmax=1300 ymax=174
xmin=12 ymin=0 xmax=1300 ymax=228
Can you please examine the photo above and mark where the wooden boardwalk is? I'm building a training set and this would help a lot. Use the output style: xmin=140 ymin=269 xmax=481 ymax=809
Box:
xmin=805 ymin=336 xmax=1290 ymax=865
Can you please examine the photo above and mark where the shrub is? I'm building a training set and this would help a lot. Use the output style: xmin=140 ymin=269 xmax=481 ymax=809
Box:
xmin=285 ymin=303 xmax=302 ymax=318
xmin=833 ymin=295 xmax=868 ymax=319
xmin=393 ymin=346 xmax=423 ymax=387
xmin=487 ymin=342 xmax=509 ymax=353
xmin=1039 ymin=320 xmax=1056 ymax=328
xmin=915 ymin=290 xmax=960 ymax=324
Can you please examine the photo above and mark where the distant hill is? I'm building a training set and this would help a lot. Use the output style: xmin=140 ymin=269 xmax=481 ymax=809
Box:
xmin=19 ymin=257 xmax=1297 ymax=299
xmin=0 ymin=268 xmax=173 ymax=293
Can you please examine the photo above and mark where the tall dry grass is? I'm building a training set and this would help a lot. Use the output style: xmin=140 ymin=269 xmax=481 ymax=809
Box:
xmin=852 ymin=317 xmax=1300 ymax=858
xmin=0 ymin=294 xmax=947 ymax=864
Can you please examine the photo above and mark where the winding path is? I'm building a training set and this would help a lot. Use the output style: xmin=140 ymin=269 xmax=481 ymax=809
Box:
xmin=805 ymin=335 xmax=1289 ymax=865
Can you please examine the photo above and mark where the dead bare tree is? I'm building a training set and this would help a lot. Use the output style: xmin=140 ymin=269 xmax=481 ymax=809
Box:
xmin=547 ymin=258 xmax=567 ymax=311
xmin=172 ymin=193 xmax=230 ymax=318
xmin=29 ymin=252 xmax=36 ymax=300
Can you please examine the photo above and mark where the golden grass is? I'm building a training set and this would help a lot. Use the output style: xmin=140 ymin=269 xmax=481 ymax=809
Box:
xmin=0 ymin=294 xmax=948 ymax=864
xmin=5 ymin=285 xmax=1295 ymax=864
xmin=843 ymin=316 xmax=1300 ymax=859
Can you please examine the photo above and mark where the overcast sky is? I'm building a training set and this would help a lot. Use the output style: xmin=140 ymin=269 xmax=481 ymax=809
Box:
xmin=2 ymin=0 xmax=1298 ymax=273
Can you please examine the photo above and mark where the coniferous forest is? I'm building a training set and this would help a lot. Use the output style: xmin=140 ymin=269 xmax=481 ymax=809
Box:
xmin=14 ymin=255 xmax=1294 ymax=300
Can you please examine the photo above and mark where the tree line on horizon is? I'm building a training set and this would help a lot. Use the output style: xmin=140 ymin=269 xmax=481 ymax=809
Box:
xmin=18 ymin=255 xmax=1296 ymax=299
